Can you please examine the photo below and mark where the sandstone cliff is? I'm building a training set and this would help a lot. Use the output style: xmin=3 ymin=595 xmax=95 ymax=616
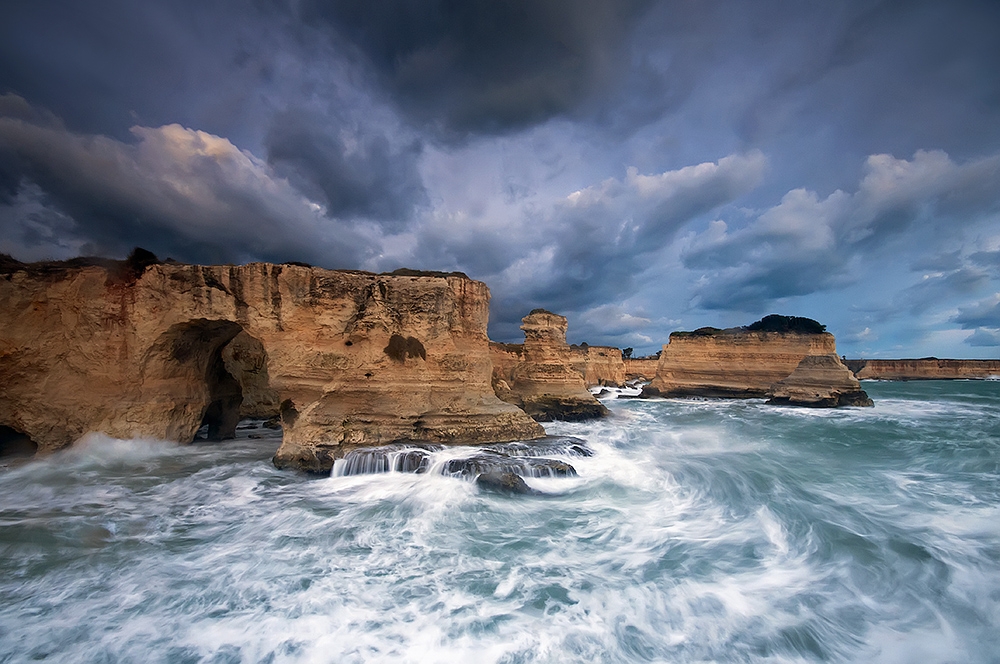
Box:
xmin=624 ymin=358 xmax=659 ymax=381
xmin=845 ymin=358 xmax=1000 ymax=380
xmin=568 ymin=345 xmax=626 ymax=387
xmin=767 ymin=354 xmax=874 ymax=407
xmin=221 ymin=330 xmax=280 ymax=419
xmin=490 ymin=311 xmax=608 ymax=421
xmin=0 ymin=253 xmax=544 ymax=471
xmin=641 ymin=316 xmax=872 ymax=407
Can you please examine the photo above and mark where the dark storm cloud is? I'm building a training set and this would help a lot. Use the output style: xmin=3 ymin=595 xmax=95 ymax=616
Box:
xmin=297 ymin=0 xmax=652 ymax=136
xmin=683 ymin=150 xmax=1000 ymax=312
xmin=0 ymin=96 xmax=376 ymax=265
xmin=265 ymin=109 xmax=427 ymax=227
xmin=1 ymin=0 xmax=999 ymax=356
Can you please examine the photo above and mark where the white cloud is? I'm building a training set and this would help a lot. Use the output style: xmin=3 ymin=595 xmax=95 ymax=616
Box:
xmin=682 ymin=149 xmax=1000 ymax=310
xmin=0 ymin=105 xmax=377 ymax=265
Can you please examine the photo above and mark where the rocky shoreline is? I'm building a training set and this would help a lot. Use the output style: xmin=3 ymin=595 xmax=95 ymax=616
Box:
xmin=10 ymin=253 xmax=995 ymax=472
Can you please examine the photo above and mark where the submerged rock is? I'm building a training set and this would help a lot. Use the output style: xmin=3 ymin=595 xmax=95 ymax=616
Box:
xmin=331 ymin=436 xmax=588 ymax=489
xmin=475 ymin=471 xmax=540 ymax=495
xmin=332 ymin=444 xmax=439 ymax=476
xmin=445 ymin=453 xmax=576 ymax=479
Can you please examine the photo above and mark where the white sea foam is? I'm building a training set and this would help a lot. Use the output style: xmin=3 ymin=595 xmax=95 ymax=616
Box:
xmin=1 ymin=382 xmax=999 ymax=661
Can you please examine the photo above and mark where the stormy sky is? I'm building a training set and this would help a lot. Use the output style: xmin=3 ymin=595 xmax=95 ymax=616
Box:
xmin=2 ymin=0 xmax=999 ymax=357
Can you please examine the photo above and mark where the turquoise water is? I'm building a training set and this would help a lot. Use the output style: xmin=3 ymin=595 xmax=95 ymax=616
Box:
xmin=1 ymin=381 xmax=999 ymax=662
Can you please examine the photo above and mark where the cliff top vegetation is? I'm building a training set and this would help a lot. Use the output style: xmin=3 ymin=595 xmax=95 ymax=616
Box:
xmin=671 ymin=314 xmax=827 ymax=338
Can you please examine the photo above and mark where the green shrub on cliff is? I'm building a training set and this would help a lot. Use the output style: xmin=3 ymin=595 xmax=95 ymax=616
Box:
xmin=744 ymin=314 xmax=826 ymax=334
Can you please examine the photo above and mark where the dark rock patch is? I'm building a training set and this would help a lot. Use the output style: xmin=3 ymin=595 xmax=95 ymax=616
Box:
xmin=476 ymin=471 xmax=540 ymax=495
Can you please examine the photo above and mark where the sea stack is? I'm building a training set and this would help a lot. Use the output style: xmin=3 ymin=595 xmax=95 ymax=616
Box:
xmin=641 ymin=315 xmax=873 ymax=407
xmin=490 ymin=310 xmax=609 ymax=421
xmin=0 ymin=252 xmax=544 ymax=471
xmin=767 ymin=354 xmax=874 ymax=407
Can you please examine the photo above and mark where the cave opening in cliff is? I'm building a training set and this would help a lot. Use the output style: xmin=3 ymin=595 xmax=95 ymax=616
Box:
xmin=200 ymin=343 xmax=245 ymax=442
xmin=145 ymin=319 xmax=269 ymax=443
xmin=0 ymin=425 xmax=38 ymax=459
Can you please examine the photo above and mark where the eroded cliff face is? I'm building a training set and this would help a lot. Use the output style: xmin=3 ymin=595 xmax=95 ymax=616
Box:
xmin=640 ymin=324 xmax=872 ymax=407
xmin=847 ymin=359 xmax=1000 ymax=380
xmin=569 ymin=346 xmax=626 ymax=387
xmin=767 ymin=355 xmax=874 ymax=407
xmin=624 ymin=358 xmax=659 ymax=381
xmin=643 ymin=330 xmax=839 ymax=399
xmin=0 ymin=257 xmax=543 ymax=471
xmin=221 ymin=330 xmax=280 ymax=419
xmin=489 ymin=311 xmax=608 ymax=421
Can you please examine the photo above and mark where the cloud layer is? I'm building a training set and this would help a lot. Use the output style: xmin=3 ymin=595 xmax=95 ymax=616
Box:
xmin=2 ymin=1 xmax=1000 ymax=357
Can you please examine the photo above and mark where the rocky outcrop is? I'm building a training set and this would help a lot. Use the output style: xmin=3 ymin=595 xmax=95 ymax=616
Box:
xmin=490 ymin=310 xmax=609 ymax=421
xmin=568 ymin=345 xmax=626 ymax=387
xmin=641 ymin=315 xmax=872 ymax=407
xmin=845 ymin=358 xmax=1000 ymax=380
xmin=767 ymin=354 xmax=874 ymax=407
xmin=221 ymin=331 xmax=280 ymax=419
xmin=0 ymin=253 xmax=544 ymax=471
xmin=624 ymin=358 xmax=659 ymax=381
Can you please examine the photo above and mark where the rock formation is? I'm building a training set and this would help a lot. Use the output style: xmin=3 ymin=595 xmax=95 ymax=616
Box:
xmin=220 ymin=331 xmax=280 ymax=419
xmin=0 ymin=252 xmax=544 ymax=470
xmin=641 ymin=315 xmax=872 ymax=407
xmin=568 ymin=345 xmax=626 ymax=387
xmin=490 ymin=310 xmax=609 ymax=421
xmin=624 ymin=358 xmax=659 ymax=381
xmin=845 ymin=358 xmax=1000 ymax=380
xmin=767 ymin=354 xmax=874 ymax=407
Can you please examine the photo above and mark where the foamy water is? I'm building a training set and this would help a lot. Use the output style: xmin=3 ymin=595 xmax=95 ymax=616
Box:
xmin=1 ymin=381 xmax=999 ymax=662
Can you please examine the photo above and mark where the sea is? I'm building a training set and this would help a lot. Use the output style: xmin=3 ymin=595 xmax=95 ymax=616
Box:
xmin=1 ymin=380 xmax=999 ymax=663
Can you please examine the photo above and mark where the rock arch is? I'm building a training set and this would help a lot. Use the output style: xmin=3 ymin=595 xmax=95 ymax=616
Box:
xmin=0 ymin=259 xmax=544 ymax=471
xmin=133 ymin=319 xmax=247 ymax=442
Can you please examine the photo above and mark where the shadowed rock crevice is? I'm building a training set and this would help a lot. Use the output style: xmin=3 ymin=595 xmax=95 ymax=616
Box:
xmin=383 ymin=334 xmax=426 ymax=362
xmin=0 ymin=425 xmax=37 ymax=459
xmin=200 ymin=348 xmax=244 ymax=441
xmin=139 ymin=318 xmax=246 ymax=442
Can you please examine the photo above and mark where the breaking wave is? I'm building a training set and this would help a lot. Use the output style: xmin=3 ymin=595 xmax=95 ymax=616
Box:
xmin=1 ymin=381 xmax=999 ymax=662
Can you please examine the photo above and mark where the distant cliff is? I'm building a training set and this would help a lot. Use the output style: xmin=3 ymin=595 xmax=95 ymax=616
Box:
xmin=641 ymin=315 xmax=872 ymax=407
xmin=624 ymin=358 xmax=659 ymax=381
xmin=568 ymin=345 xmax=626 ymax=387
xmin=0 ymin=253 xmax=543 ymax=471
xmin=490 ymin=310 xmax=608 ymax=421
xmin=845 ymin=358 xmax=1000 ymax=380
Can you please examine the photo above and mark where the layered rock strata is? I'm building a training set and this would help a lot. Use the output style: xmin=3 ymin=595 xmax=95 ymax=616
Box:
xmin=624 ymin=358 xmax=660 ymax=381
xmin=641 ymin=317 xmax=872 ymax=407
xmin=221 ymin=330 xmax=280 ymax=419
xmin=642 ymin=329 xmax=838 ymax=398
xmin=490 ymin=310 xmax=609 ymax=421
xmin=0 ymin=254 xmax=544 ymax=471
xmin=767 ymin=355 xmax=874 ymax=407
xmin=845 ymin=358 xmax=1000 ymax=380
xmin=568 ymin=345 xmax=626 ymax=387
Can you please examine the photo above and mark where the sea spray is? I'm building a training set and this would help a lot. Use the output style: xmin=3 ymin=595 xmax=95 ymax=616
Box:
xmin=1 ymin=381 xmax=998 ymax=662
